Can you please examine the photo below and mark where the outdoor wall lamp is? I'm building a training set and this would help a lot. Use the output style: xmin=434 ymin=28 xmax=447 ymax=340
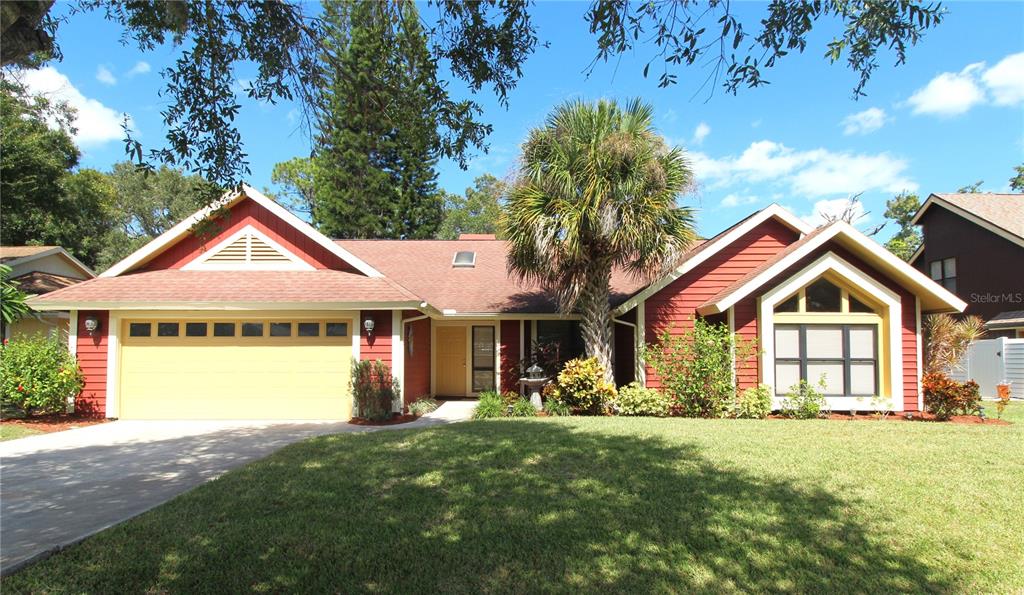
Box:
xmin=84 ymin=316 xmax=100 ymax=335
xmin=363 ymin=317 xmax=375 ymax=336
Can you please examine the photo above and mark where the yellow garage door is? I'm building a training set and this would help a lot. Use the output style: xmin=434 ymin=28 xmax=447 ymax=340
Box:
xmin=119 ymin=316 xmax=353 ymax=420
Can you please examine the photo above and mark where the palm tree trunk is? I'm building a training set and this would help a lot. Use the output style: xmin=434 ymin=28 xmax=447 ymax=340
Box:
xmin=578 ymin=259 xmax=615 ymax=383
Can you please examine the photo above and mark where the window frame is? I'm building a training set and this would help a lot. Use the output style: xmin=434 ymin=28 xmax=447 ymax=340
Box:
xmin=774 ymin=323 xmax=878 ymax=397
xmin=928 ymin=257 xmax=956 ymax=292
xmin=471 ymin=325 xmax=496 ymax=393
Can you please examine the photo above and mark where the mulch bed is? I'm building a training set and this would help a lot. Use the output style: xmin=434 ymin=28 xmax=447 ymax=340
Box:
xmin=767 ymin=412 xmax=1011 ymax=426
xmin=0 ymin=413 xmax=109 ymax=433
xmin=348 ymin=413 xmax=419 ymax=426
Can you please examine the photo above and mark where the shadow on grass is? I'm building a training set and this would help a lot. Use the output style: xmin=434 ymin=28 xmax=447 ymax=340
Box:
xmin=5 ymin=420 xmax=948 ymax=593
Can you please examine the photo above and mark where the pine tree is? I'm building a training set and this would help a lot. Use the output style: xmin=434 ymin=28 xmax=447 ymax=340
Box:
xmin=313 ymin=1 xmax=444 ymax=239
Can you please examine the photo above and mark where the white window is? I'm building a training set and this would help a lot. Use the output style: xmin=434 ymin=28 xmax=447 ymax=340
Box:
xmin=774 ymin=324 xmax=878 ymax=396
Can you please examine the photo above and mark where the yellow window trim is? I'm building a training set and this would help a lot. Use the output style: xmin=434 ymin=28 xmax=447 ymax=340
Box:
xmin=122 ymin=317 xmax=353 ymax=345
xmin=775 ymin=272 xmax=885 ymax=315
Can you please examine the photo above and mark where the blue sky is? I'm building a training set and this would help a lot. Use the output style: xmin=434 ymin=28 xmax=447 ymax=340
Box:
xmin=20 ymin=1 xmax=1024 ymax=239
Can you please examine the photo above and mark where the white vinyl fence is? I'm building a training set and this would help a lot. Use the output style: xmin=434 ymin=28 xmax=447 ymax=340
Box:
xmin=949 ymin=337 xmax=1024 ymax=399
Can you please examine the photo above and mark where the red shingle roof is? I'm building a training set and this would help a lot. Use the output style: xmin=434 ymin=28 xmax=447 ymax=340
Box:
xmin=338 ymin=239 xmax=655 ymax=314
xmin=30 ymin=270 xmax=420 ymax=305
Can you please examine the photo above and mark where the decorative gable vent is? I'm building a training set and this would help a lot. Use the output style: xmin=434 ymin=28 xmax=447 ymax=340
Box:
xmin=183 ymin=225 xmax=314 ymax=271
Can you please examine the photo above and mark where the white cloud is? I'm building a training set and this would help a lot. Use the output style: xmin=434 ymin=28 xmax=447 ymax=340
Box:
xmin=95 ymin=65 xmax=116 ymax=86
xmin=907 ymin=63 xmax=986 ymax=117
xmin=720 ymin=193 xmax=759 ymax=208
xmin=841 ymin=107 xmax=887 ymax=135
xmin=981 ymin=52 xmax=1024 ymax=106
xmin=801 ymin=198 xmax=870 ymax=228
xmin=907 ymin=53 xmax=1024 ymax=117
xmin=126 ymin=61 xmax=151 ymax=77
xmin=692 ymin=122 xmax=710 ymax=145
xmin=20 ymin=67 xmax=131 ymax=147
xmin=691 ymin=140 xmax=916 ymax=197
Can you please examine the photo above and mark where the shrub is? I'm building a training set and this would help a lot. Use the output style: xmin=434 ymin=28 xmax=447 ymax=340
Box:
xmin=408 ymin=397 xmax=439 ymax=417
xmin=616 ymin=382 xmax=670 ymax=417
xmin=924 ymin=313 xmax=986 ymax=374
xmin=923 ymin=372 xmax=981 ymax=420
xmin=780 ymin=378 xmax=827 ymax=420
xmin=642 ymin=318 xmax=758 ymax=418
xmin=500 ymin=391 xmax=521 ymax=406
xmin=473 ymin=391 xmax=505 ymax=419
xmin=732 ymin=385 xmax=772 ymax=419
xmin=509 ymin=398 xmax=537 ymax=417
xmin=546 ymin=357 xmax=616 ymax=415
xmin=350 ymin=359 xmax=398 ymax=421
xmin=543 ymin=399 xmax=571 ymax=417
xmin=0 ymin=334 xmax=84 ymax=417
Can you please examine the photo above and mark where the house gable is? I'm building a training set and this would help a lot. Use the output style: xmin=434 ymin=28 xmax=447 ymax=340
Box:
xmin=641 ymin=215 xmax=803 ymax=389
xmin=181 ymin=224 xmax=315 ymax=271
xmin=102 ymin=186 xmax=381 ymax=277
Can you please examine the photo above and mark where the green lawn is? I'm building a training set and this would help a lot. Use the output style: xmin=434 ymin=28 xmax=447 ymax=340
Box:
xmin=6 ymin=404 xmax=1023 ymax=593
xmin=0 ymin=424 xmax=43 ymax=442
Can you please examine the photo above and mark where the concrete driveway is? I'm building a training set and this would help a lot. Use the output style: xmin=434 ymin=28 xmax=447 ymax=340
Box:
xmin=0 ymin=401 xmax=475 ymax=575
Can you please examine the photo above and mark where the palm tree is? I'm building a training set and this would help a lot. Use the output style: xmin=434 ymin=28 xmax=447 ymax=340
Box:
xmin=503 ymin=98 xmax=696 ymax=380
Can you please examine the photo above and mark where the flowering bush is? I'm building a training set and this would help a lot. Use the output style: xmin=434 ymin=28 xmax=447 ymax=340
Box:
xmin=923 ymin=372 xmax=981 ymax=420
xmin=0 ymin=335 xmax=84 ymax=417
xmin=732 ymin=385 xmax=772 ymax=419
xmin=616 ymin=382 xmax=670 ymax=417
xmin=546 ymin=357 xmax=616 ymax=415
xmin=780 ymin=378 xmax=827 ymax=420
xmin=642 ymin=318 xmax=758 ymax=418
xmin=351 ymin=359 xmax=398 ymax=421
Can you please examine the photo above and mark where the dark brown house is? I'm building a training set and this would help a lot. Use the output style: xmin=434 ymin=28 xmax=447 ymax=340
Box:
xmin=910 ymin=193 xmax=1024 ymax=338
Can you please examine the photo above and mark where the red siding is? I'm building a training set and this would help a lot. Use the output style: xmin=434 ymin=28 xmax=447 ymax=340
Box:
xmin=142 ymin=198 xmax=357 ymax=272
xmin=500 ymin=320 xmax=521 ymax=393
xmin=75 ymin=311 xmax=109 ymax=417
xmin=733 ymin=297 xmax=759 ymax=390
xmin=359 ymin=311 xmax=393 ymax=368
xmin=752 ymin=241 xmax=921 ymax=411
xmin=644 ymin=218 xmax=800 ymax=388
xmin=402 ymin=312 xmax=431 ymax=406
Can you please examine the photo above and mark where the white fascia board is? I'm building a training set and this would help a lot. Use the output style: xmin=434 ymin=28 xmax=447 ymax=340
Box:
xmin=758 ymin=251 xmax=904 ymax=412
xmin=700 ymin=221 xmax=966 ymax=315
xmin=101 ymin=186 xmax=384 ymax=278
xmin=612 ymin=204 xmax=812 ymax=316
xmin=101 ymin=190 xmax=242 ymax=277
xmin=241 ymin=185 xmax=383 ymax=277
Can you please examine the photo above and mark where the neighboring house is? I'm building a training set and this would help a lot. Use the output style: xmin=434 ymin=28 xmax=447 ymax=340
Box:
xmin=910 ymin=193 xmax=1024 ymax=338
xmin=1 ymin=245 xmax=95 ymax=341
xmin=29 ymin=187 xmax=964 ymax=419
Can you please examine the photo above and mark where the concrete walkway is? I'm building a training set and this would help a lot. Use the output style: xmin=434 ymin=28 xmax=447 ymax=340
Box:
xmin=0 ymin=400 xmax=475 ymax=575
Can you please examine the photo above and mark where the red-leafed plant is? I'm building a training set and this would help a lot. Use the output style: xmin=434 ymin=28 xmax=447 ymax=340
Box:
xmin=922 ymin=372 xmax=981 ymax=421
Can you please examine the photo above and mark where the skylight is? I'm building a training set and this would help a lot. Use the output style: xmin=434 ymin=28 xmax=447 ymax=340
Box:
xmin=452 ymin=251 xmax=476 ymax=267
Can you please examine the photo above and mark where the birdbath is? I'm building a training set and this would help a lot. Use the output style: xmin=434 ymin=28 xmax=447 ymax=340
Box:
xmin=519 ymin=363 xmax=549 ymax=410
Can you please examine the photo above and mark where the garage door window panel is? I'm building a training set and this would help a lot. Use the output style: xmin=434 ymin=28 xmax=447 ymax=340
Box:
xmin=185 ymin=322 xmax=207 ymax=337
xmin=129 ymin=323 xmax=151 ymax=337
xmin=214 ymin=322 xmax=235 ymax=337
xmin=270 ymin=322 xmax=292 ymax=337
xmin=242 ymin=322 xmax=264 ymax=337
xmin=158 ymin=322 xmax=179 ymax=337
